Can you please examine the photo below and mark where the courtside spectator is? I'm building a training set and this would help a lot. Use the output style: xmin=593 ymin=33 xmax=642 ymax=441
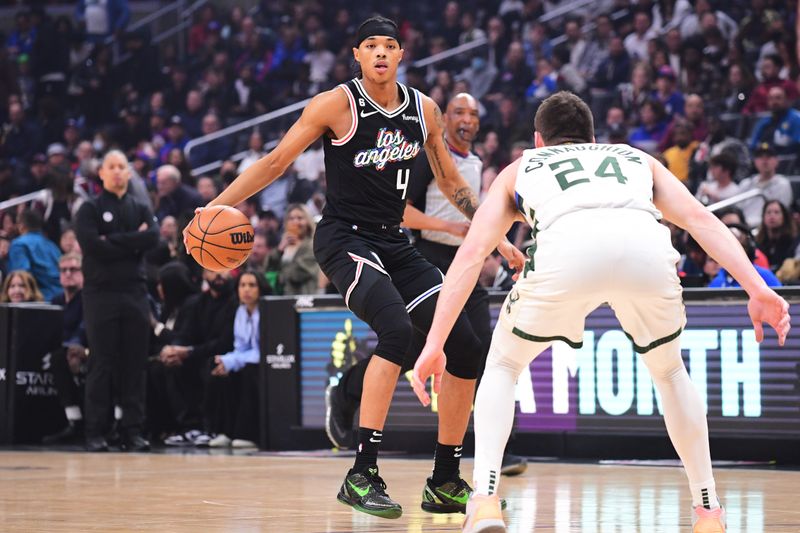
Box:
xmin=0 ymin=269 xmax=44 ymax=303
xmin=43 ymin=252 xmax=88 ymax=444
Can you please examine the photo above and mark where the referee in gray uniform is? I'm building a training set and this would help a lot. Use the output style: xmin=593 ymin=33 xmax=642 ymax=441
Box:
xmin=404 ymin=93 xmax=527 ymax=476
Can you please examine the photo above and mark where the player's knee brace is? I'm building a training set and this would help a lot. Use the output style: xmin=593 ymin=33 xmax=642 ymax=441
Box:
xmin=442 ymin=319 xmax=483 ymax=380
xmin=369 ymin=301 xmax=413 ymax=366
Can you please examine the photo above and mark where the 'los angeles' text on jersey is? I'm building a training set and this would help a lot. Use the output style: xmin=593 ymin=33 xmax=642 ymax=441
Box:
xmin=353 ymin=128 xmax=421 ymax=171
xmin=322 ymin=78 xmax=428 ymax=227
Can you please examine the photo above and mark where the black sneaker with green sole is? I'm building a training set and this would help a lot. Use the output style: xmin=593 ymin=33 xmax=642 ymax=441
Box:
xmin=337 ymin=466 xmax=403 ymax=519
xmin=421 ymin=475 xmax=507 ymax=514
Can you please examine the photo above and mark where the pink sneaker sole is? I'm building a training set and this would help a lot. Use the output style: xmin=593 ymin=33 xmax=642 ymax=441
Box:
xmin=692 ymin=506 xmax=726 ymax=533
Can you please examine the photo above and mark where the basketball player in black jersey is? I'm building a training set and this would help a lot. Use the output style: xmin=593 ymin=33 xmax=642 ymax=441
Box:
xmin=188 ymin=16 xmax=525 ymax=519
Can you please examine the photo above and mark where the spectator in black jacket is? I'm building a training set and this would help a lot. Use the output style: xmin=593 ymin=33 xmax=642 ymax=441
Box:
xmin=146 ymin=261 xmax=201 ymax=442
xmin=75 ymin=149 xmax=159 ymax=452
xmin=158 ymin=268 xmax=236 ymax=445
xmin=592 ymin=36 xmax=631 ymax=91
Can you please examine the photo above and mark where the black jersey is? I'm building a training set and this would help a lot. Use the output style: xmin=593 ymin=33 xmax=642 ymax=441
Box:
xmin=322 ymin=78 xmax=428 ymax=227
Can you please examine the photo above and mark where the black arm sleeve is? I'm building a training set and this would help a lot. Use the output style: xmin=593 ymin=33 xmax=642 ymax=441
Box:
xmin=407 ymin=149 xmax=435 ymax=209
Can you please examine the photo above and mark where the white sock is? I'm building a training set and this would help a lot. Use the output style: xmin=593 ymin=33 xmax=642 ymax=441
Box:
xmin=114 ymin=406 xmax=123 ymax=421
xmin=641 ymin=341 xmax=719 ymax=510
xmin=690 ymin=479 xmax=719 ymax=510
xmin=473 ymin=327 xmax=549 ymax=496
xmin=65 ymin=406 xmax=82 ymax=421
xmin=473 ymin=365 xmax=517 ymax=496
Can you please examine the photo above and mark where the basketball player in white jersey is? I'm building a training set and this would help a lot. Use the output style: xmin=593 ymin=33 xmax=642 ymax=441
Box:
xmin=412 ymin=92 xmax=791 ymax=533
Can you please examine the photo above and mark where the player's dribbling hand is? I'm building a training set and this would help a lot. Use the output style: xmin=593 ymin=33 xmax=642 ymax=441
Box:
xmin=182 ymin=206 xmax=206 ymax=252
xmin=411 ymin=343 xmax=446 ymax=407
xmin=748 ymin=288 xmax=790 ymax=346
xmin=497 ymin=239 xmax=526 ymax=280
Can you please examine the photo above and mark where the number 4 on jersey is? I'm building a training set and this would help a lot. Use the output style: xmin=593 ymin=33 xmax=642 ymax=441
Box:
xmin=396 ymin=168 xmax=410 ymax=200
xmin=594 ymin=156 xmax=627 ymax=184
xmin=549 ymin=156 xmax=628 ymax=191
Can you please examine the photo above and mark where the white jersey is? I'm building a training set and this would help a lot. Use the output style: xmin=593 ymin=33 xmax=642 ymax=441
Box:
xmin=502 ymin=143 xmax=684 ymax=351
xmin=514 ymin=143 xmax=661 ymax=233
xmin=421 ymin=148 xmax=482 ymax=246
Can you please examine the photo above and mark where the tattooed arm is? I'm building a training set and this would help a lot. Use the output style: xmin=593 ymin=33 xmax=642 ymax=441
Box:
xmin=420 ymin=95 xmax=481 ymax=220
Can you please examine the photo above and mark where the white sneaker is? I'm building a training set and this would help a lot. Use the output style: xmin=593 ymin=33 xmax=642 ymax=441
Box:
xmin=231 ymin=439 xmax=257 ymax=448
xmin=208 ymin=434 xmax=231 ymax=447
xmin=163 ymin=433 xmax=192 ymax=446
xmin=192 ymin=432 xmax=213 ymax=447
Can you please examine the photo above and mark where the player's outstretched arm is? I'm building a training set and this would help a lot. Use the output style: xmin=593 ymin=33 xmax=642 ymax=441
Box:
xmin=651 ymin=155 xmax=790 ymax=345
xmin=206 ymin=89 xmax=346 ymax=209
xmin=411 ymin=161 xmax=520 ymax=405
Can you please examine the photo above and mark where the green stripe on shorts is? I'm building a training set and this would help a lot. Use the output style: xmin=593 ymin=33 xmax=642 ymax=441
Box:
xmin=511 ymin=327 xmax=584 ymax=348
xmin=624 ymin=327 xmax=683 ymax=354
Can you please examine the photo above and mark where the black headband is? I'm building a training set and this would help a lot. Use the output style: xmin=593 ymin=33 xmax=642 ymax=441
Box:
xmin=356 ymin=19 xmax=401 ymax=48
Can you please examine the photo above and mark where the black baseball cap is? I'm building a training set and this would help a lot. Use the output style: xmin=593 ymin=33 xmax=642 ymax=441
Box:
xmin=754 ymin=142 xmax=776 ymax=157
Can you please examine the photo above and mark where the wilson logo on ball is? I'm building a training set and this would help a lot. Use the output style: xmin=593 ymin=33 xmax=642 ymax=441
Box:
xmin=230 ymin=232 xmax=254 ymax=245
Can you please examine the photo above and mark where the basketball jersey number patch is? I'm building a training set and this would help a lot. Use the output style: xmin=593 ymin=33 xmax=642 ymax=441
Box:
xmin=396 ymin=168 xmax=410 ymax=200
xmin=549 ymin=156 xmax=630 ymax=191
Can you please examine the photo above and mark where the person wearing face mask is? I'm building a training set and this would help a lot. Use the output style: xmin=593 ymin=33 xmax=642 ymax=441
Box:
xmin=158 ymin=268 xmax=237 ymax=446
xmin=74 ymin=150 xmax=159 ymax=453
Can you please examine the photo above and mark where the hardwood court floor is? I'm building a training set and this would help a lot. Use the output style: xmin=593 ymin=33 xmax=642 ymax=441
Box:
xmin=1 ymin=451 xmax=799 ymax=532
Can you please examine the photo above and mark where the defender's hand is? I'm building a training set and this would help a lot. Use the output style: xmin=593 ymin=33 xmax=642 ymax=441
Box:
xmin=411 ymin=343 xmax=446 ymax=407
xmin=497 ymin=239 xmax=525 ymax=280
xmin=748 ymin=289 xmax=790 ymax=345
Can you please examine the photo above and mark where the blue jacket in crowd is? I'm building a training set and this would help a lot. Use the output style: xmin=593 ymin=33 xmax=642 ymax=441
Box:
xmin=8 ymin=231 xmax=62 ymax=300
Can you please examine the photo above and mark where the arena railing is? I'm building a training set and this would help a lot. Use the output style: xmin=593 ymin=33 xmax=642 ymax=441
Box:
xmin=706 ymin=189 xmax=764 ymax=214
xmin=105 ymin=0 xmax=208 ymax=65
xmin=183 ymin=37 xmax=490 ymax=166
xmin=0 ymin=190 xmax=47 ymax=212
xmin=190 ymin=140 xmax=279 ymax=178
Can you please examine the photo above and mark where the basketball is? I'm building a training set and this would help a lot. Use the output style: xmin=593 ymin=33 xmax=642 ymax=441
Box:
xmin=185 ymin=205 xmax=254 ymax=272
